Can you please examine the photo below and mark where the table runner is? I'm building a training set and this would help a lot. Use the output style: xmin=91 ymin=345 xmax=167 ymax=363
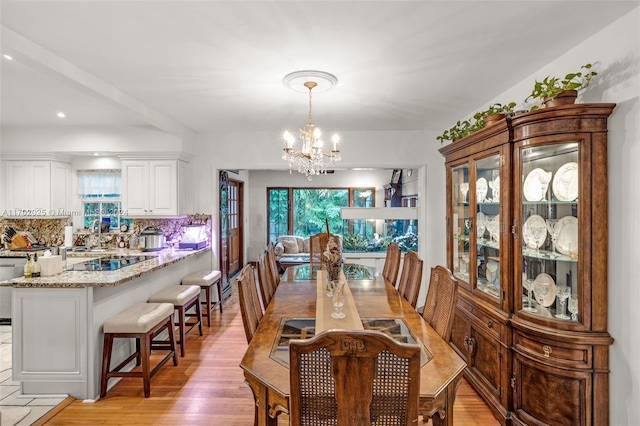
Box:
xmin=315 ymin=269 xmax=364 ymax=332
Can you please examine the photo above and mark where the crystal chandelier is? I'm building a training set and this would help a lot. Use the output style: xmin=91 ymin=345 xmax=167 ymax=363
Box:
xmin=282 ymin=71 xmax=341 ymax=180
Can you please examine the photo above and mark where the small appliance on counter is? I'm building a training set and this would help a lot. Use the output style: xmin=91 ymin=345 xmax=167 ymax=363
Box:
xmin=138 ymin=227 xmax=165 ymax=252
xmin=179 ymin=224 xmax=207 ymax=250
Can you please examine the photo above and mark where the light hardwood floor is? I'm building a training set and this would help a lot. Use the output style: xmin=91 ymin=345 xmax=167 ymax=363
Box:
xmin=37 ymin=280 xmax=499 ymax=425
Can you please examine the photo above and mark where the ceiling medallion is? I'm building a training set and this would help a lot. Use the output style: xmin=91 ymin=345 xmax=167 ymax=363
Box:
xmin=281 ymin=70 xmax=341 ymax=180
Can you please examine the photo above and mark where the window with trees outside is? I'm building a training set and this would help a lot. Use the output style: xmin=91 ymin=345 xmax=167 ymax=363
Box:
xmin=267 ymin=187 xmax=376 ymax=244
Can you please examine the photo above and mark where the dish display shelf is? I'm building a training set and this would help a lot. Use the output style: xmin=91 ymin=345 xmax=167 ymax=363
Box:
xmin=451 ymin=153 xmax=505 ymax=305
xmin=518 ymin=143 xmax=579 ymax=321
xmin=440 ymin=104 xmax=615 ymax=426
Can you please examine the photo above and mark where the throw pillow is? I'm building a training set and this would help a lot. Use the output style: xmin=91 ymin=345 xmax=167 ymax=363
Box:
xmin=281 ymin=237 xmax=299 ymax=254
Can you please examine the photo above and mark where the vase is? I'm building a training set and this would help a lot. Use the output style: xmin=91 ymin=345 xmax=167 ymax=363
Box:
xmin=544 ymin=90 xmax=578 ymax=108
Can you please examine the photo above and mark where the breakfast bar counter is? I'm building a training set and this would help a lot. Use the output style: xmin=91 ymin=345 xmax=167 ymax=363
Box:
xmin=7 ymin=248 xmax=209 ymax=288
xmin=8 ymin=247 xmax=212 ymax=400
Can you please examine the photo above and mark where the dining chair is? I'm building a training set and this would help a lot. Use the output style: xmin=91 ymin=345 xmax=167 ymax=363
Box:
xmin=397 ymin=251 xmax=424 ymax=309
xmin=237 ymin=264 xmax=263 ymax=344
xmin=289 ymin=329 xmax=420 ymax=426
xmin=422 ymin=265 xmax=459 ymax=341
xmin=266 ymin=243 xmax=281 ymax=287
xmin=256 ymin=252 xmax=275 ymax=312
xmin=382 ymin=242 xmax=401 ymax=287
xmin=309 ymin=232 xmax=330 ymax=266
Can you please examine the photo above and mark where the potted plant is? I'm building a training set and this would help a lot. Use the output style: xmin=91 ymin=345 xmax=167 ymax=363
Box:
xmin=436 ymin=119 xmax=473 ymax=143
xmin=526 ymin=63 xmax=597 ymax=110
xmin=437 ymin=102 xmax=516 ymax=143
xmin=473 ymin=102 xmax=517 ymax=126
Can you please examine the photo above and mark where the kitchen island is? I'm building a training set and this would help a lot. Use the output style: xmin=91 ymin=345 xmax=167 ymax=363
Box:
xmin=5 ymin=247 xmax=211 ymax=400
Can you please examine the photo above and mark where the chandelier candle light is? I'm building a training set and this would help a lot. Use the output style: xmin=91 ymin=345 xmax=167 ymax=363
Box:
xmin=282 ymin=70 xmax=341 ymax=180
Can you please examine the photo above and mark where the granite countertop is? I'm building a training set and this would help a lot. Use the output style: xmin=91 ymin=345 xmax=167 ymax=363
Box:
xmin=2 ymin=247 xmax=211 ymax=289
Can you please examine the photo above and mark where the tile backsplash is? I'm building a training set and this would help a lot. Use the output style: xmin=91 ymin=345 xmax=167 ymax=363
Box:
xmin=1 ymin=214 xmax=212 ymax=249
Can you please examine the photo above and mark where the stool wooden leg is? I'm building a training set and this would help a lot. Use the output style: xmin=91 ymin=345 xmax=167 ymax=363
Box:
xmin=203 ymin=285 xmax=212 ymax=327
xmin=196 ymin=295 xmax=203 ymax=336
xmin=216 ymin=279 xmax=223 ymax=313
xmin=135 ymin=337 xmax=141 ymax=366
xmin=100 ymin=333 xmax=114 ymax=398
xmin=141 ymin=334 xmax=151 ymax=398
xmin=167 ymin=317 xmax=178 ymax=366
xmin=177 ymin=307 xmax=186 ymax=357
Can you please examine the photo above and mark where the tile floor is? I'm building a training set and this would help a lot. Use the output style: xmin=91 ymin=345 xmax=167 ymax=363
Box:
xmin=1 ymin=324 xmax=65 ymax=425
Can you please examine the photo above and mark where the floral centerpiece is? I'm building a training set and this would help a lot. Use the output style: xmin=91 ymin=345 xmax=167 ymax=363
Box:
xmin=324 ymin=235 xmax=343 ymax=282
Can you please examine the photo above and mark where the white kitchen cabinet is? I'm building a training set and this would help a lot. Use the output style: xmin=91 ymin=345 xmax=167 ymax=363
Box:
xmin=2 ymin=161 xmax=70 ymax=216
xmin=121 ymin=160 xmax=188 ymax=216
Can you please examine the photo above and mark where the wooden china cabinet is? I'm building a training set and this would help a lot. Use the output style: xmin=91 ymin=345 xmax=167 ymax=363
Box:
xmin=439 ymin=103 xmax=615 ymax=426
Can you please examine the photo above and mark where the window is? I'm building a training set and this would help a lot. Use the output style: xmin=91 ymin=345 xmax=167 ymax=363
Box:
xmin=266 ymin=187 xmax=375 ymax=242
xmin=78 ymin=170 xmax=132 ymax=230
xmin=268 ymin=189 xmax=289 ymax=243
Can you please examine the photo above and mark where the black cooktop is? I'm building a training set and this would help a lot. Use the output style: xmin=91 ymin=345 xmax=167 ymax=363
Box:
xmin=68 ymin=255 xmax=155 ymax=271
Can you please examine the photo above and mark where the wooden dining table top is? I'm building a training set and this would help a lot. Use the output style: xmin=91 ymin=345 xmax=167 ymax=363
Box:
xmin=239 ymin=263 xmax=466 ymax=414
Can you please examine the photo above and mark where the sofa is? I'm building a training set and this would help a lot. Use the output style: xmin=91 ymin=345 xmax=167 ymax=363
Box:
xmin=273 ymin=235 xmax=343 ymax=266
xmin=273 ymin=235 xmax=311 ymax=264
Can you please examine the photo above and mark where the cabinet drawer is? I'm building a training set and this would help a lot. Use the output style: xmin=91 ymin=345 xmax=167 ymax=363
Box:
xmin=469 ymin=305 xmax=505 ymax=339
xmin=514 ymin=331 xmax=591 ymax=369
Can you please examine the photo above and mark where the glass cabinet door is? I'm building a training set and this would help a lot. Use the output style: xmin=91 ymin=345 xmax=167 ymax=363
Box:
xmin=474 ymin=155 xmax=501 ymax=301
xmin=451 ymin=164 xmax=471 ymax=283
xmin=518 ymin=142 xmax=579 ymax=322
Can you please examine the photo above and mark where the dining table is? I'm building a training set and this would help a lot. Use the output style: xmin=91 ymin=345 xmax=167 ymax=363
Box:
xmin=240 ymin=263 xmax=466 ymax=426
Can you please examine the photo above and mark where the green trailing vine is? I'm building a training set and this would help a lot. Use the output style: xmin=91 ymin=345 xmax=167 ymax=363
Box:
xmin=437 ymin=63 xmax=599 ymax=143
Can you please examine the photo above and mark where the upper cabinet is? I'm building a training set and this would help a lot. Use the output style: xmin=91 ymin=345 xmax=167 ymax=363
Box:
xmin=121 ymin=160 xmax=188 ymax=216
xmin=2 ymin=160 xmax=71 ymax=216
xmin=440 ymin=104 xmax=615 ymax=426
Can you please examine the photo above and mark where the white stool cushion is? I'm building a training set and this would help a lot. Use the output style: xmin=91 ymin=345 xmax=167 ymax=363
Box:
xmin=149 ymin=285 xmax=201 ymax=306
xmin=103 ymin=302 xmax=174 ymax=334
xmin=181 ymin=270 xmax=221 ymax=287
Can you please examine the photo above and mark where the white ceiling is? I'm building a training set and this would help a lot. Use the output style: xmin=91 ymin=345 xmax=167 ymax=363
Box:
xmin=1 ymin=1 xmax=637 ymax=137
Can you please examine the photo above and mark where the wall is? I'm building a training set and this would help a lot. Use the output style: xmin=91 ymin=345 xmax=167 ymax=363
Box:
xmin=472 ymin=9 xmax=638 ymax=424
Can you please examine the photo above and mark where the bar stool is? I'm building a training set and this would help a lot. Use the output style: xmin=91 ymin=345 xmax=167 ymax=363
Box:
xmin=149 ymin=285 xmax=203 ymax=357
xmin=100 ymin=302 xmax=177 ymax=398
xmin=181 ymin=270 xmax=223 ymax=327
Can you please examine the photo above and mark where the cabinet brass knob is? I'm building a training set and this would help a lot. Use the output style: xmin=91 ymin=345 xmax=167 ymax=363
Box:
xmin=543 ymin=345 xmax=552 ymax=357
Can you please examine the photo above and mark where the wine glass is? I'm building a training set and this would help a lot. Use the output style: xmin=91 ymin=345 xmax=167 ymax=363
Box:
xmin=460 ymin=253 xmax=470 ymax=278
xmin=528 ymin=225 xmax=546 ymax=255
xmin=568 ymin=296 xmax=579 ymax=321
xmin=486 ymin=215 xmax=500 ymax=244
xmin=545 ymin=219 xmax=560 ymax=258
xmin=331 ymin=280 xmax=346 ymax=319
xmin=326 ymin=279 xmax=337 ymax=298
xmin=539 ymin=171 xmax=552 ymax=201
xmin=554 ymin=285 xmax=571 ymax=319
xmin=522 ymin=273 xmax=537 ymax=312
xmin=533 ymin=280 xmax=550 ymax=307
xmin=459 ymin=182 xmax=469 ymax=203
xmin=489 ymin=170 xmax=500 ymax=202
xmin=476 ymin=214 xmax=487 ymax=241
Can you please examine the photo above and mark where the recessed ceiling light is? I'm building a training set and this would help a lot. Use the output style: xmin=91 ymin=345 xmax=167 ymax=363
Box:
xmin=56 ymin=112 xmax=66 ymax=118
xmin=93 ymin=153 xmax=100 ymax=156
xmin=3 ymin=54 xmax=13 ymax=60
